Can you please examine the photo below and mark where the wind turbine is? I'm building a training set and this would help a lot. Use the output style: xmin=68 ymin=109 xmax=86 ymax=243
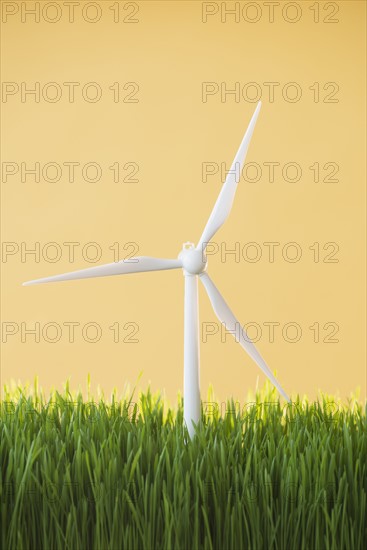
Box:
xmin=23 ymin=101 xmax=290 ymax=438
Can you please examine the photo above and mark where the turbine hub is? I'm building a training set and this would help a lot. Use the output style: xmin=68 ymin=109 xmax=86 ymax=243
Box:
xmin=179 ymin=242 xmax=207 ymax=275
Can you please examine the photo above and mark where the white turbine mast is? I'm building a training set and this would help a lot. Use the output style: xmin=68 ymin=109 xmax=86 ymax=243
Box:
xmin=23 ymin=102 xmax=290 ymax=438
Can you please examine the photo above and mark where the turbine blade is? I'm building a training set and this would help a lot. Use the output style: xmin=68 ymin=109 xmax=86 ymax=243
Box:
xmin=23 ymin=257 xmax=182 ymax=286
xmin=199 ymin=272 xmax=290 ymax=402
xmin=197 ymin=102 xmax=261 ymax=251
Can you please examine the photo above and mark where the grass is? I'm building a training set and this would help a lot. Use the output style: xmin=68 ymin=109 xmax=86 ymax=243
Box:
xmin=1 ymin=380 xmax=366 ymax=550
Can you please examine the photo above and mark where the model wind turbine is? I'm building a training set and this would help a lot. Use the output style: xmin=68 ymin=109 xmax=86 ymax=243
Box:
xmin=24 ymin=101 xmax=290 ymax=438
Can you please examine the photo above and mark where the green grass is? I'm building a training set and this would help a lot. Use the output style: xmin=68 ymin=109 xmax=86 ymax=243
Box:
xmin=1 ymin=380 xmax=366 ymax=550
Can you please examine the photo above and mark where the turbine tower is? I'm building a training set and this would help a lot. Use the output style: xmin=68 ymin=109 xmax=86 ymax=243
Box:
xmin=24 ymin=102 xmax=290 ymax=438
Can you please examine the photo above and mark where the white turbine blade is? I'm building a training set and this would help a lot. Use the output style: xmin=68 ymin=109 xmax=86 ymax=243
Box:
xmin=200 ymin=272 xmax=290 ymax=402
xmin=197 ymin=102 xmax=261 ymax=251
xmin=23 ymin=257 xmax=182 ymax=286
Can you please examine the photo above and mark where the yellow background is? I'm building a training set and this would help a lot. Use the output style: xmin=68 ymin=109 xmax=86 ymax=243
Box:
xmin=1 ymin=0 xmax=366 ymax=403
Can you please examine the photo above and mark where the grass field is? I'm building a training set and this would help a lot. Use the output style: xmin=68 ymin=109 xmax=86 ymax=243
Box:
xmin=1 ymin=380 xmax=366 ymax=550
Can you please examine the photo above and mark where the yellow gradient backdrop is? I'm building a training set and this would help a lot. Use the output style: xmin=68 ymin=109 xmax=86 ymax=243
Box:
xmin=1 ymin=1 xmax=366 ymax=403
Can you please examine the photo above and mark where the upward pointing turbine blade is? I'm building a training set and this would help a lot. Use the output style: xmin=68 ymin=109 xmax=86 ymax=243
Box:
xmin=23 ymin=257 xmax=182 ymax=286
xmin=199 ymin=272 xmax=290 ymax=402
xmin=197 ymin=102 xmax=261 ymax=251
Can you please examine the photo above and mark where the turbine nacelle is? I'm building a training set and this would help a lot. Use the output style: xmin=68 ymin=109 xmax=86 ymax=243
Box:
xmin=179 ymin=242 xmax=207 ymax=275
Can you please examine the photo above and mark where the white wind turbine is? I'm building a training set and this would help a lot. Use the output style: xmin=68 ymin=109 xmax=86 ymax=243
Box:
xmin=24 ymin=101 xmax=290 ymax=438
